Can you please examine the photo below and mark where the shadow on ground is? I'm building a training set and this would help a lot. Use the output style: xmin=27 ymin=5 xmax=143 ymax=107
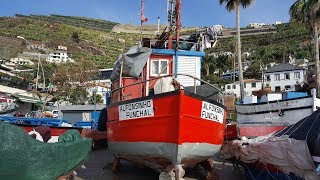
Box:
xmin=74 ymin=148 xmax=245 ymax=180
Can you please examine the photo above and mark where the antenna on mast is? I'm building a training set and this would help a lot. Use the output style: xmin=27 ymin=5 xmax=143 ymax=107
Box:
xmin=157 ymin=17 xmax=160 ymax=36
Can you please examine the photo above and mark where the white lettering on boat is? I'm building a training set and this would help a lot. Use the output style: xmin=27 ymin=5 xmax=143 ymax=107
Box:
xmin=201 ymin=101 xmax=224 ymax=124
xmin=118 ymin=99 xmax=154 ymax=120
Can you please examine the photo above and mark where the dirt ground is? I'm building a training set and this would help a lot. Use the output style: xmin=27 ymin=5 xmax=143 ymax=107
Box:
xmin=73 ymin=147 xmax=246 ymax=180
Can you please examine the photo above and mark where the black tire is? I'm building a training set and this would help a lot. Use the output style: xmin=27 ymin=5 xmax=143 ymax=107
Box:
xmin=97 ymin=107 xmax=107 ymax=131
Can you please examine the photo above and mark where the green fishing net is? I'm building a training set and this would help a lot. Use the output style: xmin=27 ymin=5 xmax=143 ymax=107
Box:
xmin=0 ymin=121 xmax=92 ymax=180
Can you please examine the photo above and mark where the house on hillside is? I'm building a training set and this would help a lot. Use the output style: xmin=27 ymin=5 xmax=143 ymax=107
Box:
xmin=27 ymin=43 xmax=47 ymax=51
xmin=263 ymin=63 xmax=305 ymax=92
xmin=57 ymin=45 xmax=67 ymax=51
xmin=9 ymin=58 xmax=34 ymax=66
xmin=47 ymin=51 xmax=74 ymax=63
xmin=248 ymin=23 xmax=266 ymax=28
xmin=224 ymin=79 xmax=262 ymax=99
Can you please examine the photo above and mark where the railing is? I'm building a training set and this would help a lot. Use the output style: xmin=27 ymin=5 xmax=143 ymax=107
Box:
xmin=143 ymin=39 xmax=200 ymax=50
xmin=112 ymin=73 xmax=224 ymax=105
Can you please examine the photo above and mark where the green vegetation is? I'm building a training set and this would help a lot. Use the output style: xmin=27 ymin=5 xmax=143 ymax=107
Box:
xmin=0 ymin=15 xmax=314 ymax=87
xmin=0 ymin=16 xmax=145 ymax=68
xmin=208 ymin=22 xmax=312 ymax=64
xmin=15 ymin=14 xmax=119 ymax=31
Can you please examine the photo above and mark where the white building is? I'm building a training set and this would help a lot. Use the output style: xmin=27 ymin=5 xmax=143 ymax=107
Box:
xmin=27 ymin=43 xmax=47 ymax=51
xmin=9 ymin=58 xmax=34 ymax=66
xmin=57 ymin=45 xmax=67 ymax=51
xmin=289 ymin=58 xmax=309 ymax=69
xmin=87 ymin=69 xmax=113 ymax=105
xmin=248 ymin=23 xmax=266 ymax=28
xmin=263 ymin=63 xmax=305 ymax=92
xmin=224 ymin=79 xmax=262 ymax=99
xmin=275 ymin=21 xmax=282 ymax=25
xmin=47 ymin=51 xmax=74 ymax=63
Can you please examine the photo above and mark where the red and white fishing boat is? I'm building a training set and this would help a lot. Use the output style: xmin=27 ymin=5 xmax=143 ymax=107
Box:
xmin=106 ymin=0 xmax=226 ymax=178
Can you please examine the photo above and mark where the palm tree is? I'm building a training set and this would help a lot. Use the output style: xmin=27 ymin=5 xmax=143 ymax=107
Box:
xmin=219 ymin=0 xmax=255 ymax=100
xmin=290 ymin=0 xmax=320 ymax=97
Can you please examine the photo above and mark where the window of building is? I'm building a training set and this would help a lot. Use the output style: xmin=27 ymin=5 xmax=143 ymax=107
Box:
xmin=227 ymin=85 xmax=231 ymax=89
xmin=275 ymin=86 xmax=281 ymax=92
xmin=285 ymin=85 xmax=291 ymax=90
xmin=252 ymin=82 xmax=256 ymax=88
xmin=274 ymin=74 xmax=280 ymax=81
xmin=151 ymin=59 xmax=169 ymax=76
xmin=233 ymin=85 xmax=236 ymax=89
xmin=265 ymin=75 xmax=270 ymax=81
xmin=285 ymin=73 xmax=290 ymax=80
xmin=294 ymin=72 xmax=300 ymax=79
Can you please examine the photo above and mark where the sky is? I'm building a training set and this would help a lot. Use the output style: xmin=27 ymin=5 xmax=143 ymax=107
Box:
xmin=0 ymin=0 xmax=296 ymax=28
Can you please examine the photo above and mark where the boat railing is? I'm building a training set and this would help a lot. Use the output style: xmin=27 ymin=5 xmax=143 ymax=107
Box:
xmin=112 ymin=73 xmax=224 ymax=104
xmin=143 ymin=39 xmax=201 ymax=50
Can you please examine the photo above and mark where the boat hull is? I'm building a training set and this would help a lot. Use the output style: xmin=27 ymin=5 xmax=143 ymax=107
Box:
xmin=21 ymin=124 xmax=82 ymax=136
xmin=107 ymin=90 xmax=226 ymax=171
xmin=237 ymin=96 xmax=315 ymax=137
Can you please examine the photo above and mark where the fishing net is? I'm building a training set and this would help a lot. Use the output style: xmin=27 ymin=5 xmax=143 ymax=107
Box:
xmin=0 ymin=121 xmax=92 ymax=180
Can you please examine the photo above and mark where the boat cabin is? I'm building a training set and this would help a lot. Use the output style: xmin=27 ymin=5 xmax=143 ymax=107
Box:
xmin=110 ymin=48 xmax=205 ymax=103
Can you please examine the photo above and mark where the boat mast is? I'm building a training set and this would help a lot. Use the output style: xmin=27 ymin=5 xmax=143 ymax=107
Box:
xmin=175 ymin=0 xmax=181 ymax=52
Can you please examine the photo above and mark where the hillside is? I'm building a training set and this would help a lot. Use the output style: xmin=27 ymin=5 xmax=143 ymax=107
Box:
xmin=16 ymin=14 xmax=119 ymax=31
xmin=208 ymin=22 xmax=312 ymax=63
xmin=0 ymin=15 xmax=313 ymax=70
xmin=0 ymin=15 xmax=146 ymax=68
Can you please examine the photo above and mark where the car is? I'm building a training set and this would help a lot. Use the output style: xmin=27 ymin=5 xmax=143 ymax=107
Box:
xmin=52 ymin=110 xmax=59 ymax=118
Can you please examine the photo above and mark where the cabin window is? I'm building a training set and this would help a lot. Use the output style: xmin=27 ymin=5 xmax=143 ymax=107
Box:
xmin=274 ymin=74 xmax=280 ymax=81
xmin=265 ymin=75 xmax=270 ymax=81
xmin=275 ymin=86 xmax=281 ymax=92
xmin=285 ymin=85 xmax=291 ymax=90
xmin=151 ymin=59 xmax=169 ymax=76
xmin=294 ymin=72 xmax=300 ymax=79
xmin=233 ymin=85 xmax=236 ymax=89
xmin=251 ymin=82 xmax=256 ymax=88
xmin=244 ymin=83 xmax=246 ymax=88
xmin=285 ymin=73 xmax=290 ymax=80
xmin=227 ymin=85 xmax=231 ymax=89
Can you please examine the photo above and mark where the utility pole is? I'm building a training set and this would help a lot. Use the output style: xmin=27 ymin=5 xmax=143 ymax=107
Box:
xmin=17 ymin=36 xmax=46 ymax=110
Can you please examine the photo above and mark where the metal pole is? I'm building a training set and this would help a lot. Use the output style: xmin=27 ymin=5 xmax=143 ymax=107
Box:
xmin=36 ymin=52 xmax=40 ymax=90
xmin=17 ymin=36 xmax=41 ymax=91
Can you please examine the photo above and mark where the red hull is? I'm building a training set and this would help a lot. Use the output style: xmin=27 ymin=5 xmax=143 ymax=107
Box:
xmin=107 ymin=90 xmax=226 ymax=169
xmin=238 ymin=125 xmax=286 ymax=137
xmin=107 ymin=90 xmax=226 ymax=145
xmin=20 ymin=124 xmax=82 ymax=136
xmin=225 ymin=124 xmax=237 ymax=140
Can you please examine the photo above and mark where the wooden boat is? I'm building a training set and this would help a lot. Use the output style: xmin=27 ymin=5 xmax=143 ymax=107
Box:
xmin=105 ymin=1 xmax=227 ymax=178
xmin=236 ymin=89 xmax=320 ymax=137
xmin=107 ymin=46 xmax=226 ymax=177
xmin=221 ymin=109 xmax=320 ymax=180
xmin=0 ymin=116 xmax=83 ymax=142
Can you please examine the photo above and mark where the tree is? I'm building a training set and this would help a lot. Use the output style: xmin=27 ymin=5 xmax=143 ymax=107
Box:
xmin=88 ymin=93 xmax=103 ymax=105
xmin=72 ymin=32 xmax=80 ymax=43
xmin=244 ymin=60 xmax=262 ymax=79
xmin=219 ymin=0 xmax=255 ymax=100
xmin=290 ymin=0 xmax=320 ymax=96
xmin=52 ymin=59 xmax=99 ymax=105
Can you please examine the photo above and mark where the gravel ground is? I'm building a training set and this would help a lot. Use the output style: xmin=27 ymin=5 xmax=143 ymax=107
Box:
xmin=74 ymin=147 xmax=246 ymax=180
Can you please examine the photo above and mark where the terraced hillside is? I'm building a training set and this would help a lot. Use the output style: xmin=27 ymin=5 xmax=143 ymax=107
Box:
xmin=0 ymin=15 xmax=313 ymax=70
xmin=16 ymin=14 xmax=119 ymax=31
xmin=0 ymin=16 xmax=147 ymax=68
xmin=208 ymin=22 xmax=312 ymax=63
